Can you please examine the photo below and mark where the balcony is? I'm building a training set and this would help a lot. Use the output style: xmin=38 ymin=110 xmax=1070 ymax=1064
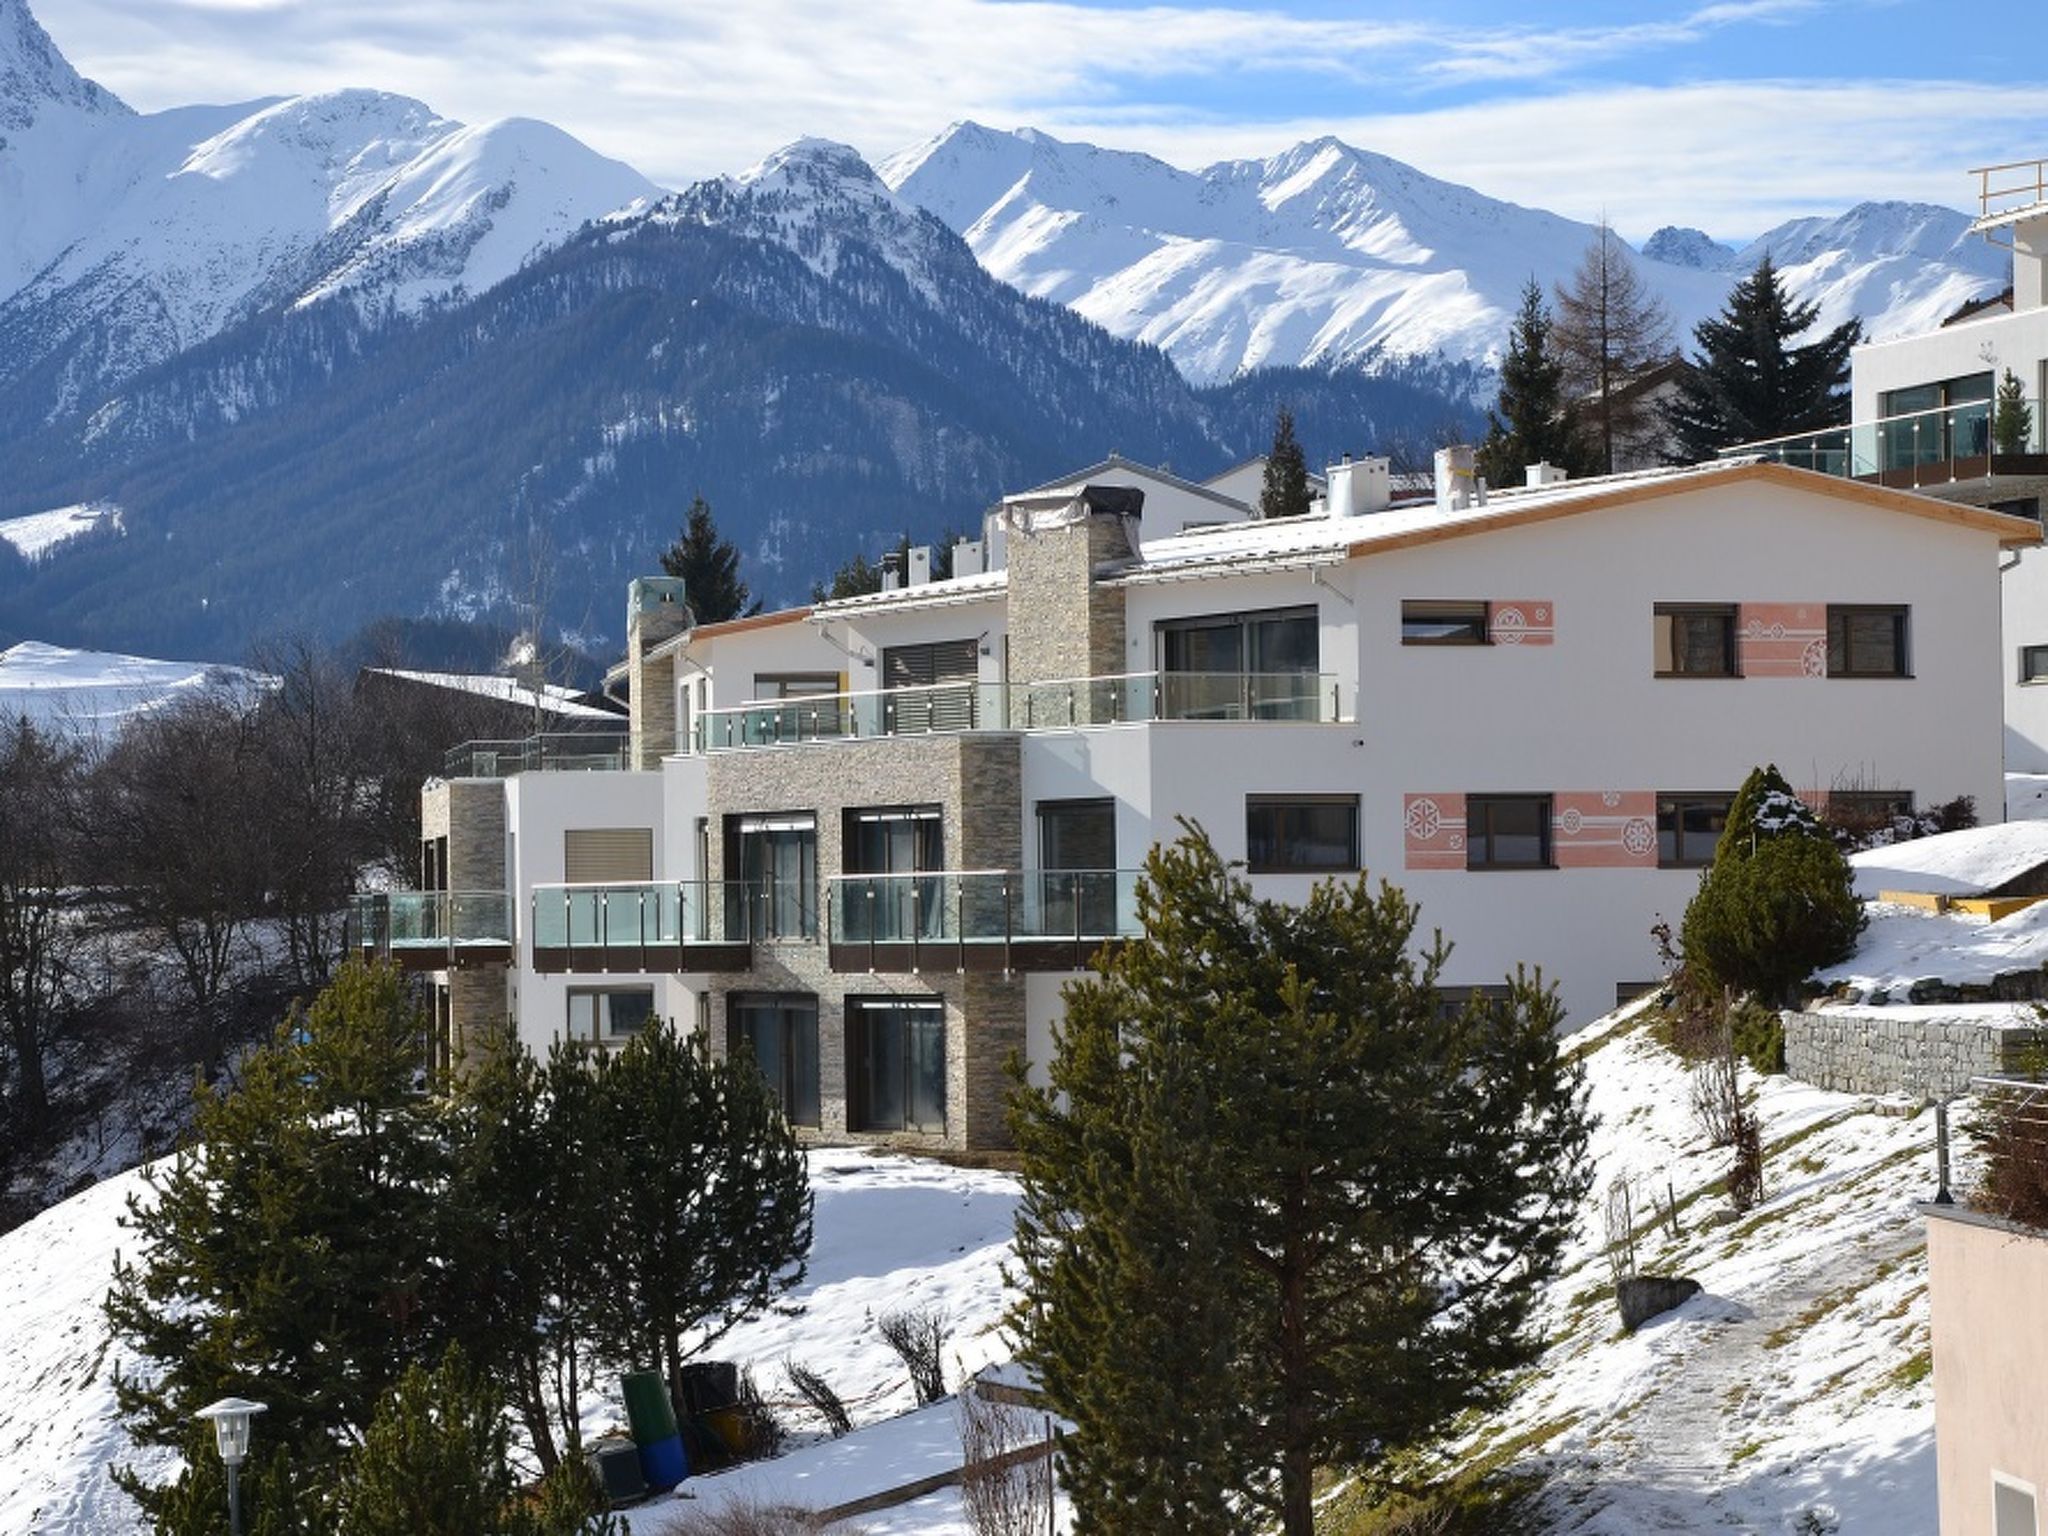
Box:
xmin=529 ymin=881 xmax=773 ymax=974
xmin=826 ymin=869 xmax=1143 ymax=974
xmin=348 ymin=891 xmax=513 ymax=971
xmin=1725 ymin=397 xmax=2048 ymax=491
xmin=442 ymin=732 xmax=633 ymax=779
xmin=693 ymin=671 xmax=1344 ymax=752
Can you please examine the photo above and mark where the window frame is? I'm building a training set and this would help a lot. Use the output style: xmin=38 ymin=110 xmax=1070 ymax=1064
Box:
xmin=1826 ymin=604 xmax=1911 ymax=679
xmin=1652 ymin=603 xmax=1740 ymax=678
xmin=1465 ymin=793 xmax=1554 ymax=871
xmin=1244 ymin=793 xmax=1361 ymax=874
xmin=1656 ymin=791 xmax=1735 ymax=869
xmin=728 ymin=992 xmax=821 ymax=1129
xmin=724 ymin=811 xmax=819 ymax=941
xmin=845 ymin=996 xmax=947 ymax=1134
xmin=1400 ymin=600 xmax=1491 ymax=647
xmin=2022 ymin=644 xmax=2048 ymax=685
xmin=567 ymin=986 xmax=655 ymax=1044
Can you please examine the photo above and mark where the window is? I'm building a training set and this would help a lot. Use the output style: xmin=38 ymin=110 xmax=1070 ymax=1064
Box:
xmin=1994 ymin=1476 xmax=2038 ymax=1536
xmin=1436 ymin=983 xmax=1514 ymax=1020
xmin=568 ymin=988 xmax=654 ymax=1043
xmin=1880 ymin=372 xmax=1992 ymax=471
xmin=1826 ymin=605 xmax=1909 ymax=677
xmin=882 ymin=640 xmax=979 ymax=733
xmin=1657 ymin=793 xmax=1733 ymax=868
xmin=841 ymin=806 xmax=944 ymax=941
xmin=725 ymin=813 xmax=818 ymax=940
xmin=563 ymin=827 xmax=653 ymax=884
xmin=1038 ymin=798 xmax=1118 ymax=935
xmin=1246 ymin=794 xmax=1359 ymax=873
xmin=1157 ymin=605 xmax=1319 ymax=718
xmin=1653 ymin=605 xmax=1738 ymax=677
xmin=1401 ymin=600 xmax=1489 ymax=646
xmin=2022 ymin=644 xmax=2048 ymax=684
xmin=847 ymin=998 xmax=946 ymax=1132
xmin=753 ymin=672 xmax=845 ymax=738
xmin=729 ymin=994 xmax=820 ymax=1127
xmin=1466 ymin=795 xmax=1552 ymax=870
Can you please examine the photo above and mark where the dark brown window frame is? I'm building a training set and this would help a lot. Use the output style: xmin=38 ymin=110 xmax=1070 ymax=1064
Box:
xmin=844 ymin=994 xmax=948 ymax=1134
xmin=1656 ymin=791 xmax=1735 ymax=869
xmin=1826 ymin=604 xmax=1911 ymax=678
xmin=1653 ymin=603 xmax=1740 ymax=678
xmin=2021 ymin=644 xmax=2048 ymax=685
xmin=1401 ymin=600 xmax=1491 ymax=646
xmin=1245 ymin=793 xmax=1361 ymax=874
xmin=728 ymin=992 xmax=822 ymax=1129
xmin=1465 ymin=793 xmax=1554 ymax=871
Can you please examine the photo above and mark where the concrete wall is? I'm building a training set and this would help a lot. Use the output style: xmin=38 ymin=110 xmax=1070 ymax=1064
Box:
xmin=1785 ymin=1008 xmax=2044 ymax=1098
xmin=1852 ymin=308 xmax=2048 ymax=423
xmin=1929 ymin=1207 xmax=2048 ymax=1536
xmin=2005 ymin=547 xmax=2048 ymax=775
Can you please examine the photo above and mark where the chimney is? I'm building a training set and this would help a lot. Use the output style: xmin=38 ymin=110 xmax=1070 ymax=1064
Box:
xmin=881 ymin=551 xmax=903 ymax=591
xmin=1326 ymin=453 xmax=1391 ymax=516
xmin=626 ymin=575 xmax=692 ymax=769
xmin=1000 ymin=483 xmax=1140 ymax=719
xmin=952 ymin=537 xmax=986 ymax=578
xmin=1526 ymin=461 xmax=1569 ymax=488
xmin=1434 ymin=445 xmax=1477 ymax=512
xmin=907 ymin=545 xmax=933 ymax=586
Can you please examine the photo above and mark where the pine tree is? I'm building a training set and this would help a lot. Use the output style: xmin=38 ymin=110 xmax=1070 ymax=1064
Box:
xmin=1553 ymin=224 xmax=1674 ymax=473
xmin=1679 ymin=764 xmax=1863 ymax=1004
xmin=1664 ymin=255 xmax=1860 ymax=462
xmin=658 ymin=495 xmax=757 ymax=624
xmin=1010 ymin=829 xmax=1593 ymax=1536
xmin=1259 ymin=407 xmax=1313 ymax=519
xmin=1476 ymin=279 xmax=1596 ymax=489
xmin=1994 ymin=367 xmax=2035 ymax=455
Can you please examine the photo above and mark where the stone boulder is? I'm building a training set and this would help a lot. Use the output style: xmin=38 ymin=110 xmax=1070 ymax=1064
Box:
xmin=1617 ymin=1274 xmax=1702 ymax=1332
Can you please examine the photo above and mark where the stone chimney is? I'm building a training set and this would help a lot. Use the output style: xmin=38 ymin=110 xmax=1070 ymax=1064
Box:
xmin=1434 ymin=445 xmax=1477 ymax=512
xmin=1326 ymin=453 xmax=1391 ymax=516
xmin=626 ymin=575 xmax=692 ymax=769
xmin=1001 ymin=484 xmax=1141 ymax=719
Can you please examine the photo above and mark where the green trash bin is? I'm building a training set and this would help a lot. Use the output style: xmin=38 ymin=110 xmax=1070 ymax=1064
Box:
xmin=622 ymin=1370 xmax=679 ymax=1445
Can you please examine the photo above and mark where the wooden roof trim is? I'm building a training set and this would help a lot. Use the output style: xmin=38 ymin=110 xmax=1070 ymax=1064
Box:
xmin=1344 ymin=461 xmax=2043 ymax=558
xmin=694 ymin=605 xmax=815 ymax=641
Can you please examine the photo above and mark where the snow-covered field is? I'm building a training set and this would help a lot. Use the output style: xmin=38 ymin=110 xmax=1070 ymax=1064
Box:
xmin=0 ymin=501 xmax=117 ymax=560
xmin=0 ymin=1010 xmax=1968 ymax=1536
xmin=0 ymin=640 xmax=269 ymax=739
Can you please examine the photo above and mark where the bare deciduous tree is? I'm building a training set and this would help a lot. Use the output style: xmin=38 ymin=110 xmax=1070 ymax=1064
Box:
xmin=957 ymin=1387 xmax=1054 ymax=1536
xmin=1553 ymin=223 xmax=1674 ymax=474
xmin=0 ymin=718 xmax=88 ymax=1135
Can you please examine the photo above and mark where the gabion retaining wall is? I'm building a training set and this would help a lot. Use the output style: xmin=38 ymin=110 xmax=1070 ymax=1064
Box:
xmin=1784 ymin=1008 xmax=2044 ymax=1098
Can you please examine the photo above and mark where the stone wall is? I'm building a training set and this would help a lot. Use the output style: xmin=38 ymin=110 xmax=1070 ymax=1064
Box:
xmin=421 ymin=778 xmax=507 ymax=891
xmin=1003 ymin=493 xmax=1136 ymax=717
xmin=1784 ymin=1007 xmax=2044 ymax=1098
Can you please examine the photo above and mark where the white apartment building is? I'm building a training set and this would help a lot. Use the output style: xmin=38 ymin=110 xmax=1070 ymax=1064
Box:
xmin=353 ymin=449 xmax=2032 ymax=1152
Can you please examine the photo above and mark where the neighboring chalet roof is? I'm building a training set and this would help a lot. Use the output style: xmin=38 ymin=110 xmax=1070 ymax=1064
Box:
xmin=1014 ymin=453 xmax=1255 ymax=512
xmin=1943 ymin=287 xmax=2014 ymax=327
xmin=361 ymin=668 xmax=620 ymax=721
xmin=812 ymin=569 xmax=1008 ymax=617
xmin=1199 ymin=452 xmax=1330 ymax=493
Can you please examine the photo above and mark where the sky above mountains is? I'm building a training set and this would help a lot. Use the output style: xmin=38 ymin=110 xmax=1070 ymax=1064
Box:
xmin=28 ymin=0 xmax=2048 ymax=240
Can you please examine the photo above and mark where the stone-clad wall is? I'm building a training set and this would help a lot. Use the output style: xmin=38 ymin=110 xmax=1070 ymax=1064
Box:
xmin=421 ymin=779 xmax=506 ymax=891
xmin=703 ymin=732 xmax=1026 ymax=1151
xmin=1004 ymin=500 xmax=1136 ymax=715
xmin=1785 ymin=1008 xmax=2044 ymax=1098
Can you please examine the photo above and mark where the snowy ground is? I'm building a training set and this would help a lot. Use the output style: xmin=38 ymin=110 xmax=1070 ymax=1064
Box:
xmin=0 ymin=502 xmax=117 ymax=560
xmin=0 ymin=641 xmax=269 ymax=741
xmin=2008 ymin=773 xmax=2048 ymax=823
xmin=1850 ymin=818 xmax=2048 ymax=897
xmin=1818 ymin=900 xmax=2048 ymax=993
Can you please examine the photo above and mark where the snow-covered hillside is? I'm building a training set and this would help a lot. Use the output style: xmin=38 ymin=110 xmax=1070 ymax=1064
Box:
xmin=880 ymin=122 xmax=2008 ymax=385
xmin=0 ymin=0 xmax=658 ymax=401
xmin=0 ymin=640 xmax=269 ymax=738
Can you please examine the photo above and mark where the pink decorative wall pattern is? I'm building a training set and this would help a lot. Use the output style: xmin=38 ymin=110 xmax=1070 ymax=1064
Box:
xmin=1404 ymin=792 xmax=1467 ymax=869
xmin=1552 ymin=791 xmax=1658 ymax=869
xmin=1488 ymin=600 xmax=1555 ymax=646
xmin=1739 ymin=602 xmax=1827 ymax=678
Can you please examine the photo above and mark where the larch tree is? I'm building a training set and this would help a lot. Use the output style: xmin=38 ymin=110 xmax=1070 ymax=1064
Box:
xmin=1010 ymin=828 xmax=1593 ymax=1536
xmin=1259 ymin=407 xmax=1314 ymax=519
xmin=1553 ymin=223 xmax=1674 ymax=473
xmin=1664 ymin=255 xmax=1860 ymax=463
xmin=1476 ymin=279 xmax=1596 ymax=489
xmin=659 ymin=494 xmax=758 ymax=624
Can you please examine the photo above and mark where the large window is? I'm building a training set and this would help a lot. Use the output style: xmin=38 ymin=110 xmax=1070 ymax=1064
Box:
xmin=1037 ymin=798 xmax=1118 ymax=936
xmin=882 ymin=640 xmax=978 ymax=733
xmin=729 ymin=994 xmax=821 ymax=1128
xmin=1466 ymin=795 xmax=1552 ymax=870
xmin=725 ymin=813 xmax=818 ymax=940
xmin=752 ymin=672 xmax=844 ymax=738
xmin=1653 ymin=605 xmax=1738 ymax=677
xmin=1826 ymin=605 xmax=1909 ymax=678
xmin=1657 ymin=793 xmax=1733 ymax=868
xmin=1156 ymin=605 xmax=1319 ymax=718
xmin=567 ymin=988 xmax=654 ymax=1043
xmin=1246 ymin=794 xmax=1359 ymax=873
xmin=847 ymin=998 xmax=946 ymax=1133
xmin=841 ymin=806 xmax=944 ymax=941
xmin=1401 ymin=600 xmax=1489 ymax=646
xmin=1879 ymin=372 xmax=1992 ymax=471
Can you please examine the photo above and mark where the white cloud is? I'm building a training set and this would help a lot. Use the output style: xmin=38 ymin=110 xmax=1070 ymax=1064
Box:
xmin=29 ymin=0 xmax=2048 ymax=237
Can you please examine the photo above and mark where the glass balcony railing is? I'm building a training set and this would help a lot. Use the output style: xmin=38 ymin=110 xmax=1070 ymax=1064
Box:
xmin=530 ymin=881 xmax=770 ymax=952
xmin=693 ymin=672 xmax=1343 ymax=751
xmin=826 ymin=869 xmax=1142 ymax=948
xmin=443 ymin=732 xmax=633 ymax=779
xmin=1725 ymin=397 xmax=2046 ymax=482
xmin=348 ymin=891 xmax=512 ymax=955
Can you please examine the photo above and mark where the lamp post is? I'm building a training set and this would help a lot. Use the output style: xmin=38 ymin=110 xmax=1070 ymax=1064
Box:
xmin=195 ymin=1397 xmax=267 ymax=1536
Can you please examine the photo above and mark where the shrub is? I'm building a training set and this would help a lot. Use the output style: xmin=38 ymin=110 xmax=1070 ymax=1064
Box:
xmin=1975 ymin=1079 xmax=2048 ymax=1226
xmin=877 ymin=1305 xmax=950 ymax=1406
xmin=784 ymin=1359 xmax=852 ymax=1438
xmin=957 ymin=1387 xmax=1054 ymax=1536
xmin=1680 ymin=765 xmax=1861 ymax=1005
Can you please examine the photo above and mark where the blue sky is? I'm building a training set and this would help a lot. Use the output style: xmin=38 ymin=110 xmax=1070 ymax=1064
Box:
xmin=33 ymin=0 xmax=2048 ymax=239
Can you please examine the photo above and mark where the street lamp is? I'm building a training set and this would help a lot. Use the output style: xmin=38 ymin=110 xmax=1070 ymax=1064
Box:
xmin=195 ymin=1397 xmax=267 ymax=1536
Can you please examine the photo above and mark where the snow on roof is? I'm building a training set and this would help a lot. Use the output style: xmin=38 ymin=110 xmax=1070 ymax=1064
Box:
xmin=365 ymin=668 xmax=619 ymax=720
xmin=1849 ymin=821 xmax=2048 ymax=898
xmin=1013 ymin=452 xmax=1252 ymax=510
xmin=811 ymin=567 xmax=1009 ymax=617
xmin=1819 ymin=899 xmax=2048 ymax=992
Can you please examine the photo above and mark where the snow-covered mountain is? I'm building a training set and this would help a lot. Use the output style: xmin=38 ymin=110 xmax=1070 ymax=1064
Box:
xmin=0 ymin=0 xmax=659 ymax=406
xmin=880 ymin=122 xmax=2011 ymax=385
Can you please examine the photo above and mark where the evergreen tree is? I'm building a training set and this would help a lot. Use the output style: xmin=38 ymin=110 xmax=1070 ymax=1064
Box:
xmin=1994 ymin=367 xmax=2035 ymax=455
xmin=1476 ymin=280 xmax=1596 ymax=489
xmin=1259 ymin=407 xmax=1313 ymax=519
xmin=811 ymin=550 xmax=882 ymax=602
xmin=658 ymin=495 xmax=757 ymax=624
xmin=1679 ymin=764 xmax=1863 ymax=1004
xmin=576 ymin=1023 xmax=813 ymax=1408
xmin=1664 ymin=255 xmax=1860 ymax=462
xmin=1010 ymin=829 xmax=1593 ymax=1536
xmin=1552 ymin=224 xmax=1674 ymax=473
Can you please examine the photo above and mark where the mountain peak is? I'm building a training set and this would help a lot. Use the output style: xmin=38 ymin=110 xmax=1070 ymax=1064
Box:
xmin=740 ymin=136 xmax=879 ymax=189
xmin=1643 ymin=226 xmax=1736 ymax=271
xmin=1 ymin=0 xmax=130 ymax=132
